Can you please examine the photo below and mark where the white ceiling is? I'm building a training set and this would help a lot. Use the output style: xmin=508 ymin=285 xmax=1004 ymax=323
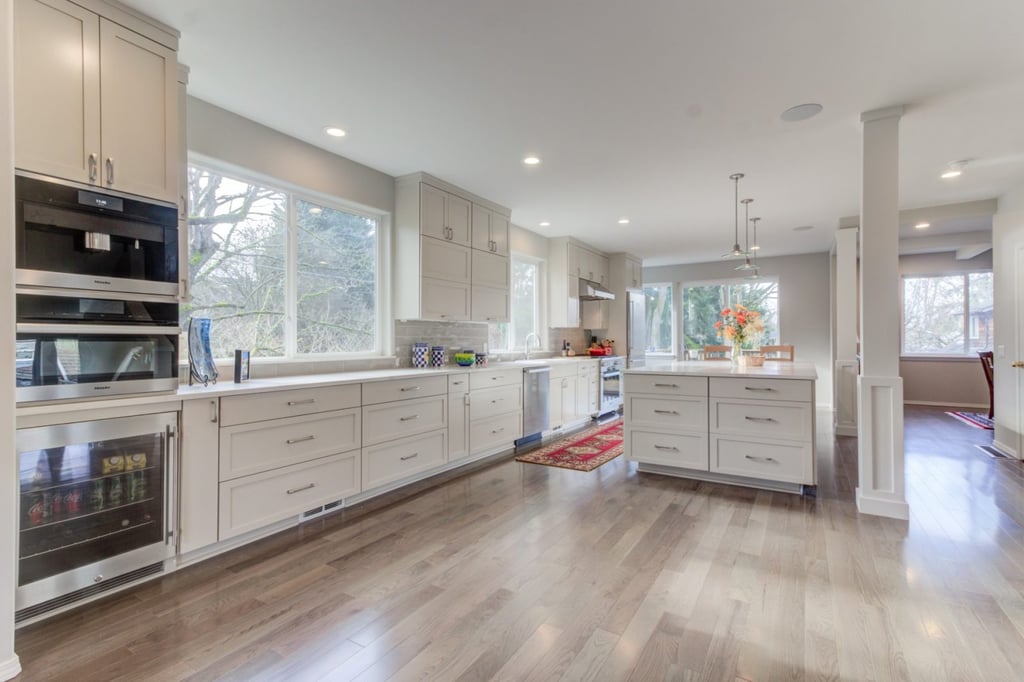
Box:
xmin=123 ymin=0 xmax=1024 ymax=266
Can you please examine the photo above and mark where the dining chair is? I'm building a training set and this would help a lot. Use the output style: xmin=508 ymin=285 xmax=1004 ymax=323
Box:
xmin=703 ymin=345 xmax=731 ymax=361
xmin=761 ymin=344 xmax=795 ymax=361
xmin=978 ymin=351 xmax=994 ymax=418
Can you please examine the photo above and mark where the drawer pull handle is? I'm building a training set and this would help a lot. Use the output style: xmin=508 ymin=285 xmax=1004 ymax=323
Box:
xmin=492 ymin=427 xmax=505 ymax=434
xmin=287 ymin=483 xmax=315 ymax=495
xmin=400 ymin=452 xmax=419 ymax=461
xmin=400 ymin=414 xmax=420 ymax=421
xmin=400 ymin=386 xmax=420 ymax=392
xmin=491 ymin=398 xmax=503 ymax=404
xmin=653 ymin=409 xmax=679 ymax=415
xmin=287 ymin=398 xmax=316 ymax=406
xmin=744 ymin=455 xmax=777 ymax=463
xmin=654 ymin=383 xmax=679 ymax=388
xmin=744 ymin=416 xmax=777 ymax=423
xmin=744 ymin=387 xmax=775 ymax=392
xmin=453 ymin=380 xmax=464 ymax=385
xmin=654 ymin=444 xmax=679 ymax=451
xmin=492 ymin=376 xmax=503 ymax=380
xmin=286 ymin=435 xmax=315 ymax=445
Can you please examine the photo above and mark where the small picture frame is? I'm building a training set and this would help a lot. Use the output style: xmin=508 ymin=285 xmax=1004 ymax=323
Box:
xmin=233 ymin=350 xmax=250 ymax=383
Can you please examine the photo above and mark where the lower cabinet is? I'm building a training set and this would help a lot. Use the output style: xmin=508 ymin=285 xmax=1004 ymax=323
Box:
xmin=468 ymin=369 xmax=523 ymax=453
xmin=469 ymin=410 xmax=522 ymax=453
xmin=219 ymin=451 xmax=361 ymax=540
xmin=362 ymin=429 xmax=447 ymax=490
xmin=179 ymin=398 xmax=220 ymax=555
xmin=448 ymin=373 xmax=470 ymax=462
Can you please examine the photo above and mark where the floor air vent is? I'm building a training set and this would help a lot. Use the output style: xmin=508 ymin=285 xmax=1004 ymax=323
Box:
xmin=16 ymin=562 xmax=164 ymax=624
xmin=976 ymin=444 xmax=1010 ymax=459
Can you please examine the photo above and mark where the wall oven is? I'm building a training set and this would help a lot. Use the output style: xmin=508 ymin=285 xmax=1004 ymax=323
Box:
xmin=16 ymin=290 xmax=179 ymax=403
xmin=15 ymin=173 xmax=178 ymax=297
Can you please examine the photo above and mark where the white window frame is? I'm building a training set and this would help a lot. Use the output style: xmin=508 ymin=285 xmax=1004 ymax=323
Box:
xmin=679 ymin=276 xmax=782 ymax=355
xmin=494 ymin=253 xmax=545 ymax=352
xmin=185 ymin=154 xmax=392 ymax=361
xmin=899 ymin=270 xmax=992 ymax=360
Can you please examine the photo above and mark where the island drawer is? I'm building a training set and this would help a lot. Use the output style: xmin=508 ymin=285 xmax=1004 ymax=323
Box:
xmin=624 ymin=374 xmax=707 ymax=397
xmin=625 ymin=395 xmax=708 ymax=432
xmin=626 ymin=428 xmax=709 ymax=470
xmin=362 ymin=429 xmax=447 ymax=491
xmin=710 ymin=399 xmax=812 ymax=442
xmin=469 ymin=384 xmax=522 ymax=421
xmin=219 ymin=407 xmax=361 ymax=481
xmin=709 ymin=377 xmax=811 ymax=403
xmin=710 ymin=436 xmax=813 ymax=484
xmin=470 ymin=369 xmax=521 ymax=391
xmin=362 ymin=395 xmax=447 ymax=446
xmin=362 ymin=375 xmax=447 ymax=405
xmin=219 ymin=384 xmax=361 ymax=426
xmin=219 ymin=451 xmax=361 ymax=540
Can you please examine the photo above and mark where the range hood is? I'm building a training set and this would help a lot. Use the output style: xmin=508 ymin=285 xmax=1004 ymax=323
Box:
xmin=579 ymin=278 xmax=615 ymax=301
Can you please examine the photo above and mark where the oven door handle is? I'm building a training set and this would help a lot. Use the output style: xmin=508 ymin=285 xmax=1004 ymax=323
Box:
xmin=16 ymin=323 xmax=180 ymax=336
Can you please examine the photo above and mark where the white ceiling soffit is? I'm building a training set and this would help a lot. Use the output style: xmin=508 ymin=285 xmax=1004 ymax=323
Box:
xmin=121 ymin=0 xmax=1024 ymax=266
xmin=898 ymin=231 xmax=992 ymax=257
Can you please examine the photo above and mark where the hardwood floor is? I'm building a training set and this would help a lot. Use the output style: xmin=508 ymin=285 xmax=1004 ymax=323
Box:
xmin=14 ymin=406 xmax=1024 ymax=681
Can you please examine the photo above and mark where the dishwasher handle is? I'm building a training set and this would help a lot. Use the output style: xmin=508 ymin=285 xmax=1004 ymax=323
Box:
xmin=524 ymin=367 xmax=551 ymax=375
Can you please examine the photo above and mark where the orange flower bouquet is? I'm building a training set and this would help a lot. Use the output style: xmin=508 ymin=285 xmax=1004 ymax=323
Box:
xmin=714 ymin=304 xmax=765 ymax=363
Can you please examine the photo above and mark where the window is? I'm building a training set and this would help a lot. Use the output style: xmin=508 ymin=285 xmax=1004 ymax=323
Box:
xmin=184 ymin=163 xmax=383 ymax=359
xmin=902 ymin=272 xmax=992 ymax=355
xmin=681 ymin=279 xmax=779 ymax=350
xmin=644 ymin=283 xmax=675 ymax=353
xmin=489 ymin=256 xmax=541 ymax=351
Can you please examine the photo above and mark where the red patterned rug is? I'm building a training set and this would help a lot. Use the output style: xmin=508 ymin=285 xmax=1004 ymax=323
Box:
xmin=516 ymin=420 xmax=623 ymax=472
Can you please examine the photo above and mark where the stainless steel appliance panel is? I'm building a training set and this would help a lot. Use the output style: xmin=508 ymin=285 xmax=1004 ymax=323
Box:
xmin=599 ymin=356 xmax=624 ymax=414
xmin=522 ymin=366 xmax=551 ymax=437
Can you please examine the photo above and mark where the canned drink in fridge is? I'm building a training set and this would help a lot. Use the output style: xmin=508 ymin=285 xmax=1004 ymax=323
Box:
xmin=91 ymin=480 xmax=105 ymax=511
xmin=65 ymin=486 xmax=82 ymax=514
xmin=27 ymin=496 xmax=44 ymax=526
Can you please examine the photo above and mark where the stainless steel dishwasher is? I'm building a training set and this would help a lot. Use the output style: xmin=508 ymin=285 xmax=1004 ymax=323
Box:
xmin=516 ymin=365 xmax=550 ymax=448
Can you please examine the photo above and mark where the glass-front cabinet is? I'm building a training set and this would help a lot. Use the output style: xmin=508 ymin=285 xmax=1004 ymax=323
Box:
xmin=16 ymin=412 xmax=174 ymax=619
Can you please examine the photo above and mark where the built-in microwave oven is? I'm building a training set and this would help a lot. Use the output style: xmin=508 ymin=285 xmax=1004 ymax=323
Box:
xmin=15 ymin=173 xmax=179 ymax=298
xmin=16 ymin=290 xmax=179 ymax=403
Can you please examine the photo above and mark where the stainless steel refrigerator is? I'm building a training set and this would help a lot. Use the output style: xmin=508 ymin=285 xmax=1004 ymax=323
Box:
xmin=626 ymin=289 xmax=646 ymax=368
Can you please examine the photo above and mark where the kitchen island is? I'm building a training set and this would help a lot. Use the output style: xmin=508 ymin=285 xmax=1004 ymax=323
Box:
xmin=623 ymin=361 xmax=818 ymax=494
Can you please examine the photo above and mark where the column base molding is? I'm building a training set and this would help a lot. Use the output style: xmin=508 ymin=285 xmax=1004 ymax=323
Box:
xmin=0 ymin=655 xmax=20 ymax=681
xmin=857 ymin=374 xmax=907 ymax=519
xmin=856 ymin=487 xmax=909 ymax=520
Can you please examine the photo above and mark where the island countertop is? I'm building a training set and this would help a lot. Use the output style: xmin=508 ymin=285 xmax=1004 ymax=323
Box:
xmin=625 ymin=360 xmax=818 ymax=380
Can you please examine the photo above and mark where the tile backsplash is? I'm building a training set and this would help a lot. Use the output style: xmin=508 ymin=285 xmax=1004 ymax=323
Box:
xmin=394 ymin=319 xmax=489 ymax=367
xmin=548 ymin=327 xmax=590 ymax=353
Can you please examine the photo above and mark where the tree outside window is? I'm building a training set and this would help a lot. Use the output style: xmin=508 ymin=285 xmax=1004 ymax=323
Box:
xmin=681 ymin=279 xmax=779 ymax=350
xmin=644 ymin=284 xmax=674 ymax=353
xmin=902 ymin=272 xmax=992 ymax=355
xmin=489 ymin=256 xmax=540 ymax=351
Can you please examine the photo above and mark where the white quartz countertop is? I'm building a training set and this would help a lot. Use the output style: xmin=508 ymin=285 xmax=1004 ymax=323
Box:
xmin=625 ymin=360 xmax=818 ymax=380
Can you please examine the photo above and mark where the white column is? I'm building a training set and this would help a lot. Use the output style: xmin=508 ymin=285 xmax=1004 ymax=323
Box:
xmin=834 ymin=226 xmax=859 ymax=436
xmin=857 ymin=106 xmax=908 ymax=520
xmin=0 ymin=0 xmax=23 ymax=676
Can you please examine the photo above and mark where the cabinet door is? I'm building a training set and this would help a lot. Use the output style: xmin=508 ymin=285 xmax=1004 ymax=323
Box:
xmin=13 ymin=0 xmax=100 ymax=185
xmin=567 ymin=275 xmax=580 ymax=327
xmin=594 ymin=253 xmax=610 ymax=285
xmin=561 ymin=377 xmax=576 ymax=423
xmin=420 ymin=183 xmax=448 ymax=240
xmin=472 ymin=250 xmax=510 ymax=289
xmin=422 ymin=237 xmax=472 ymax=283
xmin=421 ymin=278 xmax=471 ymax=321
xmin=471 ymin=205 xmax=491 ymax=252
xmin=548 ymin=378 xmax=563 ymax=428
xmin=98 ymin=19 xmax=178 ymax=202
xmin=589 ymin=376 xmax=599 ymax=412
xmin=449 ymin=391 xmax=469 ymax=462
xmin=567 ymin=244 xmax=582 ymax=277
xmin=490 ymin=213 xmax=510 ymax=256
xmin=447 ymin=193 xmax=472 ymax=246
xmin=471 ymin=285 xmax=510 ymax=323
xmin=179 ymin=399 xmax=220 ymax=554
xmin=629 ymin=259 xmax=643 ymax=289
xmin=576 ymin=375 xmax=590 ymax=418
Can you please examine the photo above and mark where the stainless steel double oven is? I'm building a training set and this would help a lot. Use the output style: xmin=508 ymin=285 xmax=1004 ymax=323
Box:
xmin=14 ymin=173 xmax=180 ymax=621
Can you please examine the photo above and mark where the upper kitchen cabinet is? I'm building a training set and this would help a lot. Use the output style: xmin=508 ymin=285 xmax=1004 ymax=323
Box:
xmin=549 ymin=237 xmax=610 ymax=327
xmin=626 ymin=255 xmax=643 ymax=289
xmin=13 ymin=0 xmax=179 ymax=204
xmin=471 ymin=204 xmax=510 ymax=256
xmin=421 ymin=183 xmax=471 ymax=245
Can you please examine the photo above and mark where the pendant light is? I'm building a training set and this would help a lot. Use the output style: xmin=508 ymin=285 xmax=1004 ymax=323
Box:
xmin=735 ymin=198 xmax=757 ymax=271
xmin=722 ymin=173 xmax=749 ymax=258
xmin=745 ymin=216 xmax=762 ymax=279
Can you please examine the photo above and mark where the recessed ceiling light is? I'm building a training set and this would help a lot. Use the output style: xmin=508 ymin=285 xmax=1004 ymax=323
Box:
xmin=793 ymin=225 xmax=814 ymax=232
xmin=523 ymin=155 xmax=541 ymax=165
xmin=780 ymin=103 xmax=823 ymax=123
xmin=618 ymin=218 xmax=630 ymax=225
xmin=941 ymin=160 xmax=967 ymax=179
xmin=915 ymin=222 xmax=930 ymax=229
xmin=324 ymin=126 xmax=346 ymax=138
xmin=539 ymin=221 xmax=551 ymax=227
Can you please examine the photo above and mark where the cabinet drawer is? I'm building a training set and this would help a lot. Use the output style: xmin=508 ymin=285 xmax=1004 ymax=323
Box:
xmin=422 ymin=236 xmax=472 ymax=283
xmin=363 ymin=375 xmax=447 ymax=405
xmin=219 ymin=452 xmax=361 ymax=540
xmin=550 ymin=363 xmax=577 ymax=380
xmin=362 ymin=429 xmax=447 ymax=491
xmin=472 ymin=250 xmax=510 ymax=289
xmin=470 ymin=410 xmax=522 ymax=453
xmin=448 ymin=373 xmax=470 ymax=394
xmin=710 ymin=436 xmax=813 ymax=484
xmin=624 ymin=374 xmax=707 ymax=397
xmin=219 ymin=408 xmax=361 ymax=481
xmin=710 ymin=399 xmax=812 ymax=442
xmin=220 ymin=384 xmax=360 ymax=426
xmin=626 ymin=395 xmax=707 ymax=432
xmin=626 ymin=428 xmax=709 ymax=470
xmin=470 ymin=369 xmax=521 ymax=391
xmin=578 ymin=361 xmax=599 ymax=377
xmin=709 ymin=377 xmax=812 ymax=403
xmin=469 ymin=384 xmax=522 ymax=421
xmin=362 ymin=395 xmax=447 ymax=446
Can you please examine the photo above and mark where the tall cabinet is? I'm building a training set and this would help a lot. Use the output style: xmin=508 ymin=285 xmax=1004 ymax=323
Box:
xmin=395 ymin=173 xmax=510 ymax=322
xmin=13 ymin=0 xmax=179 ymax=203
xmin=548 ymin=237 xmax=612 ymax=328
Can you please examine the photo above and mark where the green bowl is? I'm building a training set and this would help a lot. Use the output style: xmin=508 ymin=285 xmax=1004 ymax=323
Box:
xmin=454 ymin=352 xmax=475 ymax=366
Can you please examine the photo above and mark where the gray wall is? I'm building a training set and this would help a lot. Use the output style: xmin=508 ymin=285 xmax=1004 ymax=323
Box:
xmin=644 ymin=252 xmax=833 ymax=408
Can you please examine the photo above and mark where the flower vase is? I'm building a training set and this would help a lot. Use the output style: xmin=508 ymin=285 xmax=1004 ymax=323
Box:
xmin=731 ymin=342 xmax=742 ymax=366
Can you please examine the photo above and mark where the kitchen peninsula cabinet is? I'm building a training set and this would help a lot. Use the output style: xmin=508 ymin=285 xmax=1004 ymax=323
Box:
xmin=14 ymin=0 xmax=179 ymax=203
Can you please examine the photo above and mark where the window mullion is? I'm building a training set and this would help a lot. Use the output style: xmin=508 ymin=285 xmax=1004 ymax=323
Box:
xmin=963 ymin=273 xmax=970 ymax=355
xmin=284 ymin=194 xmax=298 ymax=358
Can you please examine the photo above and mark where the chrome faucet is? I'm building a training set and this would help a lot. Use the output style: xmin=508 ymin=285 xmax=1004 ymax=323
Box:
xmin=524 ymin=332 xmax=541 ymax=360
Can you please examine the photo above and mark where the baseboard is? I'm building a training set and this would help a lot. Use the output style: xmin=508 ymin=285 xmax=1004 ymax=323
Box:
xmin=992 ymin=440 xmax=1019 ymax=460
xmin=905 ymin=399 xmax=991 ymax=409
xmin=0 ymin=655 xmax=20 ymax=681
xmin=856 ymin=488 xmax=909 ymax=520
